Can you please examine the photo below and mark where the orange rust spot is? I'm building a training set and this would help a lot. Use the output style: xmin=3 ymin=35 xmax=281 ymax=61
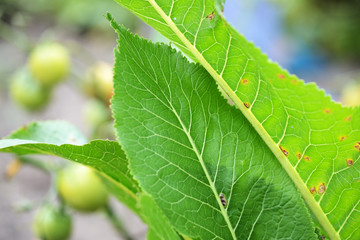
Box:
xmin=241 ymin=79 xmax=249 ymax=85
xmin=344 ymin=116 xmax=352 ymax=121
xmin=303 ymin=156 xmax=311 ymax=162
xmin=291 ymin=79 xmax=298 ymax=85
xmin=277 ymin=74 xmax=285 ymax=79
xmin=323 ymin=108 xmax=332 ymax=114
xmin=279 ymin=146 xmax=289 ymax=157
xmin=244 ymin=102 xmax=250 ymax=108
xmin=310 ymin=187 xmax=316 ymax=194
xmin=296 ymin=152 xmax=302 ymax=160
xmin=318 ymin=183 xmax=326 ymax=194
xmin=346 ymin=159 xmax=354 ymax=167
xmin=206 ymin=11 xmax=215 ymax=20
xmin=339 ymin=136 xmax=348 ymax=142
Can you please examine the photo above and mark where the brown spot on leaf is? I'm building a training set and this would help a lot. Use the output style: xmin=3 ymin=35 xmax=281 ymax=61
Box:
xmin=206 ymin=11 xmax=215 ymax=20
xmin=344 ymin=116 xmax=352 ymax=121
xmin=244 ymin=102 xmax=250 ymax=108
xmin=279 ymin=146 xmax=289 ymax=156
xmin=291 ymin=79 xmax=298 ymax=85
xmin=277 ymin=74 xmax=285 ymax=79
xmin=310 ymin=187 xmax=316 ymax=194
xmin=323 ymin=108 xmax=332 ymax=114
xmin=303 ymin=156 xmax=311 ymax=162
xmin=346 ymin=159 xmax=354 ymax=167
xmin=296 ymin=152 xmax=302 ymax=160
xmin=339 ymin=136 xmax=348 ymax=142
xmin=241 ymin=79 xmax=249 ymax=85
xmin=318 ymin=183 xmax=326 ymax=194
xmin=355 ymin=142 xmax=360 ymax=151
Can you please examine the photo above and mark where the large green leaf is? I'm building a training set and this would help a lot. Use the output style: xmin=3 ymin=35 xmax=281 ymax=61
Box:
xmin=0 ymin=121 xmax=141 ymax=214
xmin=111 ymin=18 xmax=318 ymax=239
xmin=111 ymin=1 xmax=360 ymax=239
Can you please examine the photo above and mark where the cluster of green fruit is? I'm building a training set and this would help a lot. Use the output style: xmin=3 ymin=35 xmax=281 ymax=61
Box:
xmin=10 ymin=42 xmax=70 ymax=111
xmin=33 ymin=164 xmax=109 ymax=240
xmin=82 ymin=61 xmax=115 ymax=139
xmin=9 ymin=40 xmax=115 ymax=139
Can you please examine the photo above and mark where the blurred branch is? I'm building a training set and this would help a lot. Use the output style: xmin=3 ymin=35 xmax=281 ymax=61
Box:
xmin=0 ymin=22 xmax=33 ymax=52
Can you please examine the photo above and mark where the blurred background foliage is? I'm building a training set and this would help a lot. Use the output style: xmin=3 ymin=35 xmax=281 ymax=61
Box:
xmin=0 ymin=0 xmax=359 ymax=239
xmin=225 ymin=0 xmax=360 ymax=106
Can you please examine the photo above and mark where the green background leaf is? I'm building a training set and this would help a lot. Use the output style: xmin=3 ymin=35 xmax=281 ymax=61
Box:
xmin=111 ymin=20 xmax=317 ymax=239
xmin=0 ymin=121 xmax=141 ymax=214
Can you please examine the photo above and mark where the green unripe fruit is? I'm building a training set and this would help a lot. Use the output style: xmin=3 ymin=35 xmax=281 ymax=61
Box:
xmin=29 ymin=42 xmax=70 ymax=87
xmin=57 ymin=164 xmax=108 ymax=212
xmin=33 ymin=205 xmax=72 ymax=240
xmin=83 ymin=61 xmax=113 ymax=104
xmin=10 ymin=68 xmax=50 ymax=111
xmin=83 ymin=98 xmax=110 ymax=127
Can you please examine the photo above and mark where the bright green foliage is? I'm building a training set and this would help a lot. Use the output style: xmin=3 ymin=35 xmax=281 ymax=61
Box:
xmin=1 ymin=0 xmax=359 ymax=239
xmin=111 ymin=1 xmax=360 ymax=239
xmin=111 ymin=21 xmax=316 ymax=239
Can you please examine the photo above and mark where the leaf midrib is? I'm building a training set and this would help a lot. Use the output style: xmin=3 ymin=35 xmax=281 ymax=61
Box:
xmin=168 ymin=101 xmax=236 ymax=239
xmin=146 ymin=0 xmax=340 ymax=239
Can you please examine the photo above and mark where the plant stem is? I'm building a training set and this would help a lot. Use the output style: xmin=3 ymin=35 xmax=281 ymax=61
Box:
xmin=104 ymin=203 xmax=134 ymax=240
